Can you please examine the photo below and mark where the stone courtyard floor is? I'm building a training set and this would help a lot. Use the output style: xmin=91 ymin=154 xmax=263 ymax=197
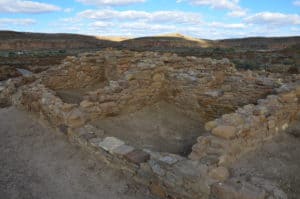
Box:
xmin=0 ymin=106 xmax=158 ymax=199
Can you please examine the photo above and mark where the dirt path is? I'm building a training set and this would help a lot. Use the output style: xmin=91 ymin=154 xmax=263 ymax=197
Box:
xmin=0 ymin=107 xmax=158 ymax=199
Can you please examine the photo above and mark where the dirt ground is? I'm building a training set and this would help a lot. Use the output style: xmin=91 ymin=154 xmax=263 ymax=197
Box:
xmin=92 ymin=102 xmax=206 ymax=155
xmin=230 ymin=121 xmax=300 ymax=199
xmin=0 ymin=106 xmax=158 ymax=199
xmin=55 ymin=82 xmax=107 ymax=104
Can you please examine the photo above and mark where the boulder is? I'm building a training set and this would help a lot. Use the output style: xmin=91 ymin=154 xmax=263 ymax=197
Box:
xmin=205 ymin=120 xmax=218 ymax=131
xmin=66 ymin=109 xmax=86 ymax=128
xmin=209 ymin=166 xmax=230 ymax=181
xmin=212 ymin=125 xmax=237 ymax=139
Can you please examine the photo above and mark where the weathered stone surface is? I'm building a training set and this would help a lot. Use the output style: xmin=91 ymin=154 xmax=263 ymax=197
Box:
xmin=66 ymin=109 xmax=86 ymax=128
xmin=0 ymin=86 xmax=4 ymax=92
xmin=212 ymin=181 xmax=266 ymax=199
xmin=112 ymin=144 xmax=134 ymax=156
xmin=149 ymin=160 xmax=166 ymax=176
xmin=79 ymin=132 xmax=96 ymax=141
xmin=190 ymin=87 xmax=300 ymax=166
xmin=57 ymin=124 xmax=68 ymax=134
xmin=98 ymin=137 xmax=125 ymax=152
xmin=149 ymin=183 xmax=166 ymax=198
xmin=279 ymin=92 xmax=297 ymax=103
xmin=159 ymin=155 xmax=180 ymax=165
xmin=212 ymin=125 xmax=237 ymax=139
xmin=209 ymin=166 xmax=229 ymax=181
xmin=80 ymin=100 xmax=94 ymax=108
xmin=295 ymin=85 xmax=300 ymax=97
xmin=152 ymin=73 xmax=165 ymax=82
xmin=4 ymin=48 xmax=300 ymax=199
xmin=205 ymin=121 xmax=218 ymax=131
xmin=89 ymin=137 xmax=102 ymax=147
xmin=125 ymin=150 xmax=150 ymax=164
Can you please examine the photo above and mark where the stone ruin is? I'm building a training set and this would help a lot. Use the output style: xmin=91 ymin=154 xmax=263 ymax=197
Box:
xmin=0 ymin=49 xmax=299 ymax=199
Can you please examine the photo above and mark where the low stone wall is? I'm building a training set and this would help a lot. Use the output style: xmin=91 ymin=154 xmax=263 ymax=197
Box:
xmin=3 ymin=49 xmax=300 ymax=199
xmin=189 ymin=84 xmax=300 ymax=167
xmin=66 ymin=124 xmax=217 ymax=199
xmin=41 ymin=54 xmax=107 ymax=90
xmin=8 ymin=80 xmax=218 ymax=199
xmin=11 ymin=82 xmax=86 ymax=128
xmin=37 ymin=49 xmax=284 ymax=122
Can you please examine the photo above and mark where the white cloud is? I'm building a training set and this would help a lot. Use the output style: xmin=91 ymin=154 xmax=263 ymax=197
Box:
xmin=245 ymin=12 xmax=300 ymax=26
xmin=64 ymin=8 xmax=73 ymax=13
xmin=186 ymin=0 xmax=239 ymax=10
xmin=0 ymin=0 xmax=60 ymax=13
xmin=293 ymin=0 xmax=300 ymax=6
xmin=210 ymin=22 xmax=246 ymax=29
xmin=179 ymin=0 xmax=247 ymax=17
xmin=76 ymin=0 xmax=145 ymax=6
xmin=0 ymin=18 xmax=36 ymax=26
xmin=78 ymin=9 xmax=202 ymax=24
xmin=228 ymin=10 xmax=247 ymax=17
xmin=90 ymin=21 xmax=113 ymax=27
xmin=120 ymin=22 xmax=177 ymax=31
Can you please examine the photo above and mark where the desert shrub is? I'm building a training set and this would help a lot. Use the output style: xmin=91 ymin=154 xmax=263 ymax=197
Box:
xmin=287 ymin=66 xmax=299 ymax=74
xmin=233 ymin=59 xmax=262 ymax=70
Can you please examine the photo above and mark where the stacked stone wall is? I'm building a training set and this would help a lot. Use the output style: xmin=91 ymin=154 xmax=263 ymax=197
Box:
xmin=189 ymin=85 xmax=300 ymax=166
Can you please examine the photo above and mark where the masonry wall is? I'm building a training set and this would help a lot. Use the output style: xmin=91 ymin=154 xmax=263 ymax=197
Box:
xmin=189 ymin=85 xmax=300 ymax=166
xmin=36 ymin=49 xmax=283 ymax=122
xmin=2 ymin=49 xmax=300 ymax=199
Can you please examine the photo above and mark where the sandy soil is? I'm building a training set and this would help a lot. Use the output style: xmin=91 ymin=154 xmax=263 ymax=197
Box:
xmin=0 ymin=106 xmax=158 ymax=199
xmin=92 ymin=102 xmax=206 ymax=156
xmin=230 ymin=122 xmax=300 ymax=199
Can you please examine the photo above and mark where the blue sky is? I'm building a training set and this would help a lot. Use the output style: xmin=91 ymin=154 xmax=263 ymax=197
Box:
xmin=0 ymin=0 xmax=299 ymax=39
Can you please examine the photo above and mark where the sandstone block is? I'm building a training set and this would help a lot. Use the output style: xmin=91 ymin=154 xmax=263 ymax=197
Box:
xmin=204 ymin=90 xmax=224 ymax=98
xmin=209 ymin=166 xmax=229 ymax=181
xmin=152 ymin=73 xmax=165 ymax=81
xmin=62 ymin=103 xmax=76 ymax=112
xmin=125 ymin=150 xmax=150 ymax=164
xmin=212 ymin=125 xmax=237 ymax=139
xmin=112 ymin=144 xmax=134 ymax=156
xmin=150 ymin=183 xmax=166 ymax=198
xmin=159 ymin=155 xmax=181 ymax=165
xmin=205 ymin=120 xmax=217 ymax=131
xmin=80 ymin=100 xmax=94 ymax=108
xmin=149 ymin=160 xmax=166 ymax=176
xmin=66 ymin=109 xmax=86 ymax=128
xmin=98 ymin=137 xmax=125 ymax=152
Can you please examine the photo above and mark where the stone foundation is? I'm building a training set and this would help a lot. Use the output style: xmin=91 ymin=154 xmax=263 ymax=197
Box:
xmin=1 ymin=49 xmax=300 ymax=199
xmin=189 ymin=84 xmax=300 ymax=166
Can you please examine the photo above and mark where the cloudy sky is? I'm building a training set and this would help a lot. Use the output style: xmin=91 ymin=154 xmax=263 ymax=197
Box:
xmin=0 ymin=0 xmax=299 ymax=39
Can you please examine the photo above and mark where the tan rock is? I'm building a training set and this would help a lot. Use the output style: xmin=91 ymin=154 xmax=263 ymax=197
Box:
xmin=80 ymin=100 xmax=94 ymax=108
xmin=212 ymin=125 xmax=237 ymax=139
xmin=205 ymin=120 xmax=218 ymax=131
xmin=66 ymin=109 xmax=86 ymax=128
xmin=209 ymin=166 xmax=230 ymax=181
xmin=295 ymin=86 xmax=300 ymax=97
xmin=150 ymin=183 xmax=166 ymax=198
xmin=152 ymin=73 xmax=165 ymax=81
xmin=279 ymin=92 xmax=297 ymax=103
xmin=61 ymin=103 xmax=76 ymax=112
